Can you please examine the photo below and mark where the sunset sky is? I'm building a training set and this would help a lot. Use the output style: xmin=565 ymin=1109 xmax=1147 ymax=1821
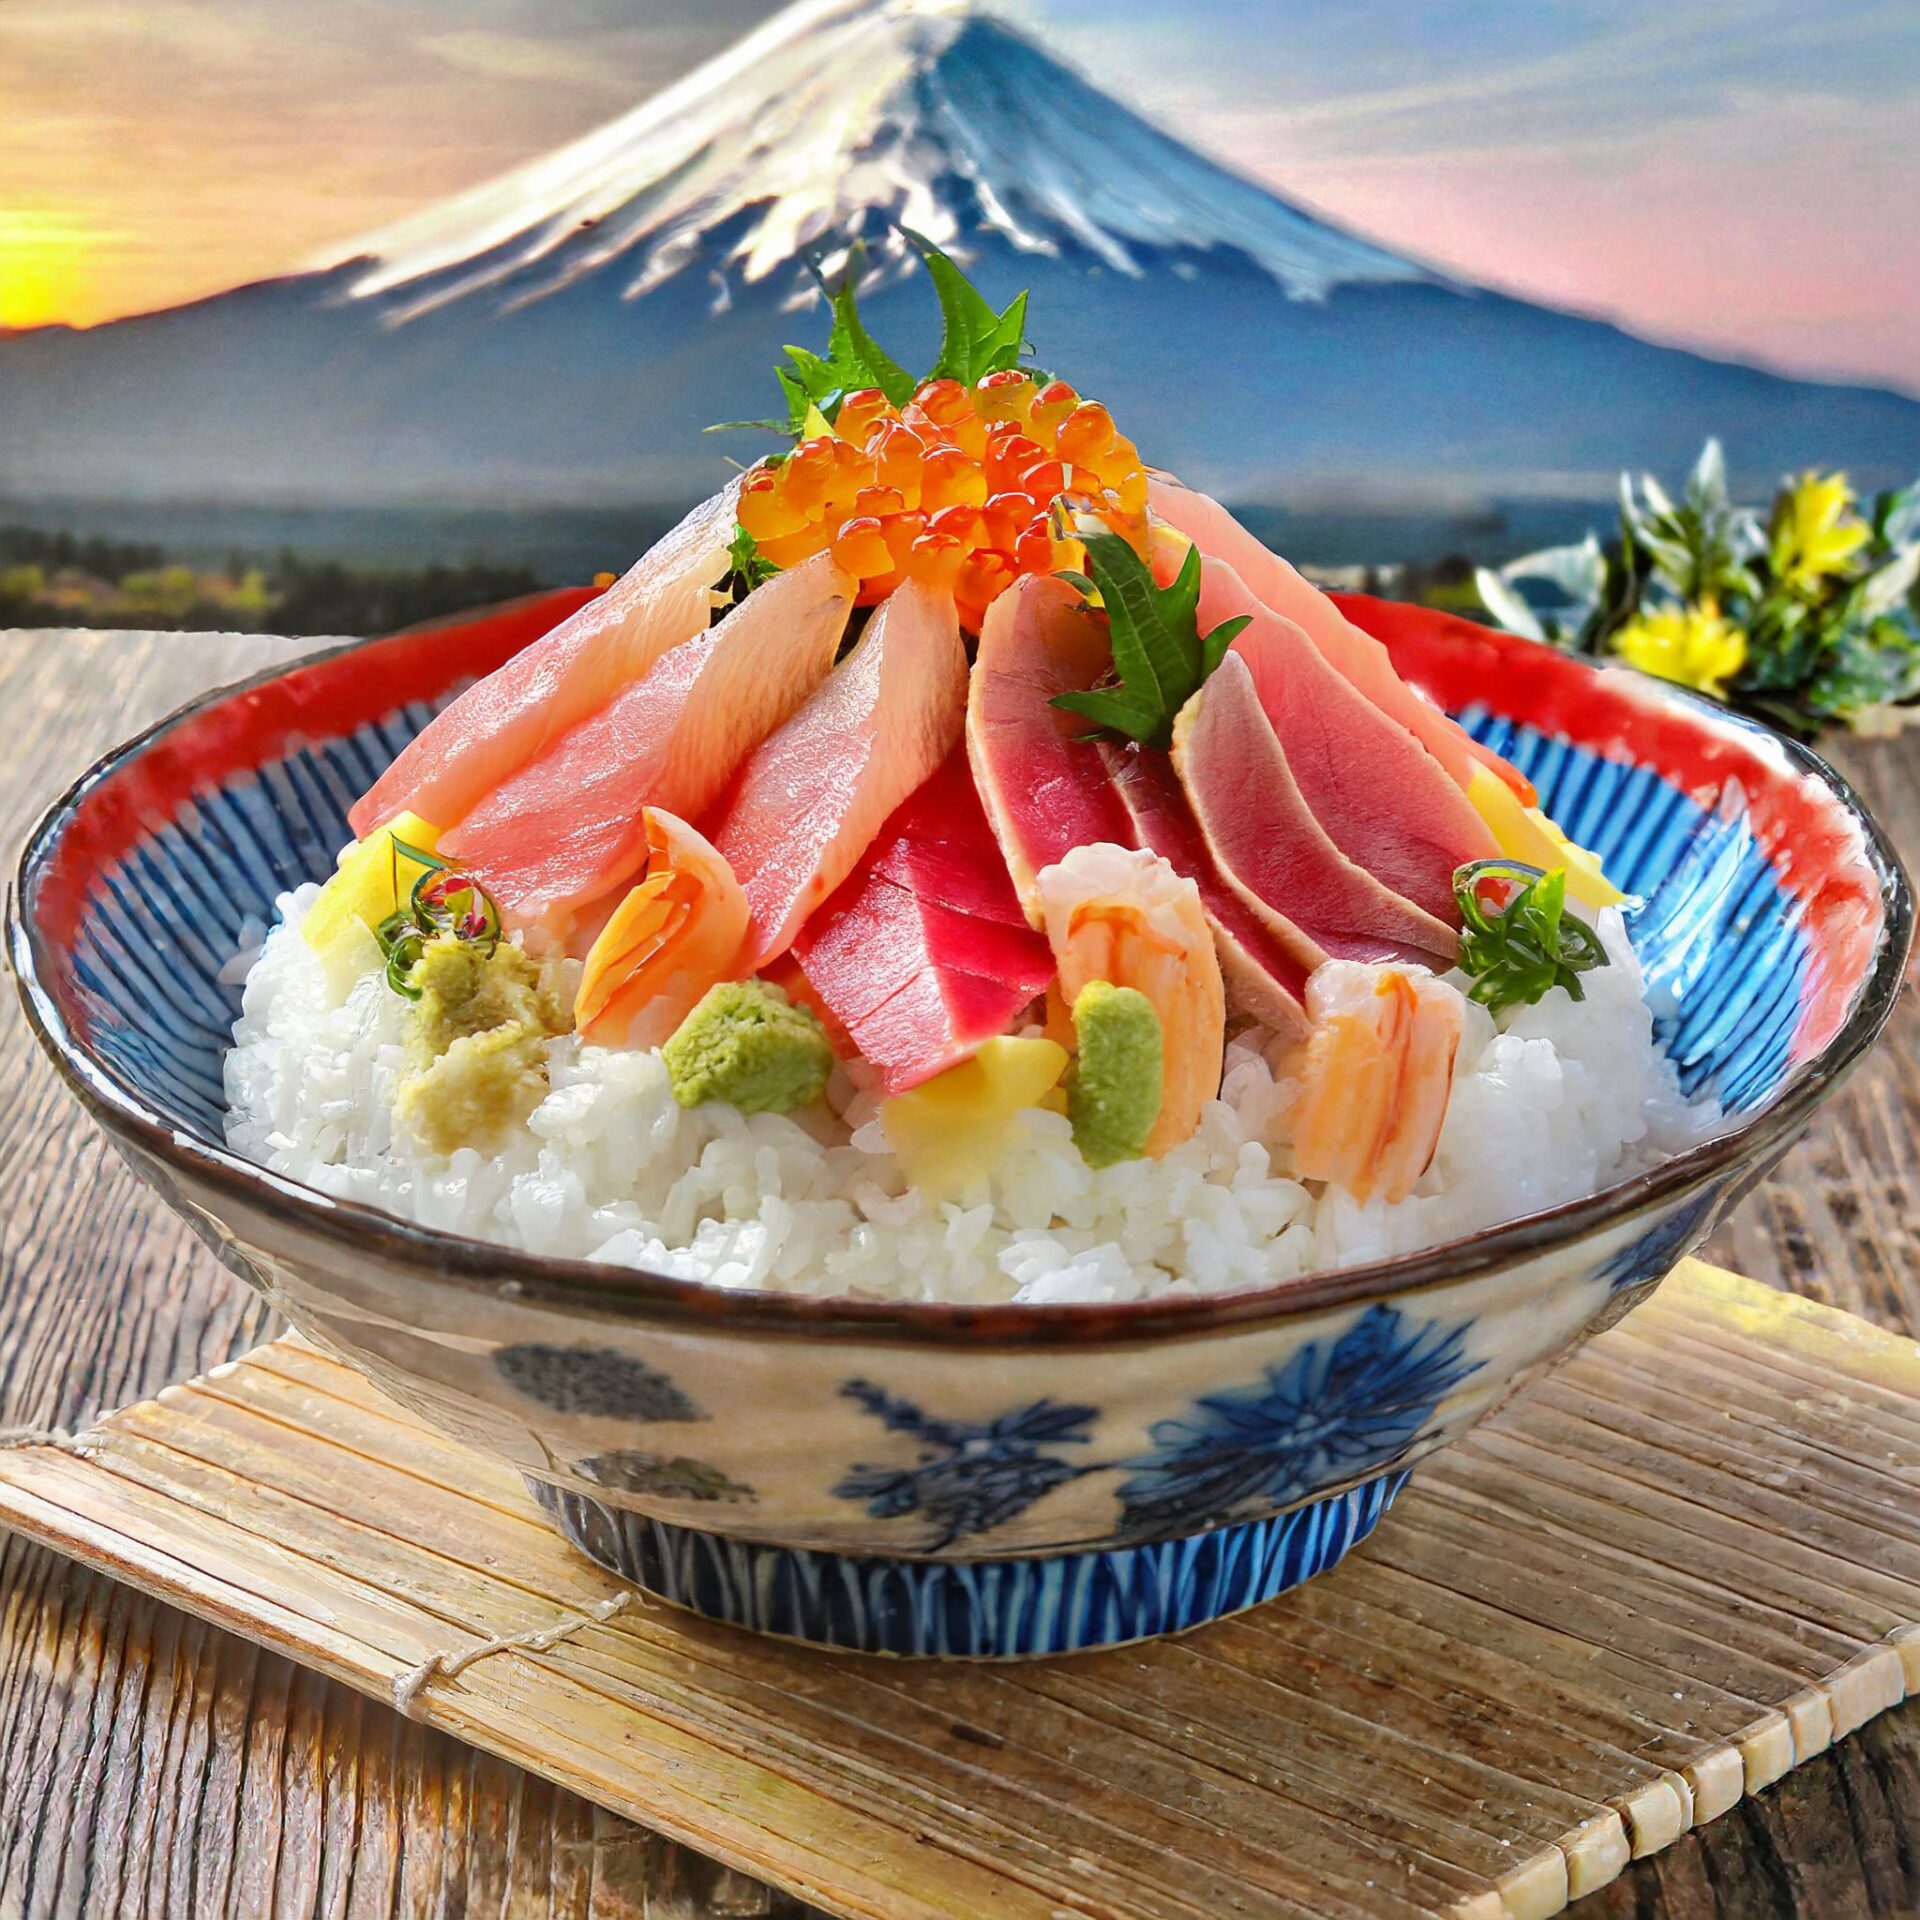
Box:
xmin=3 ymin=0 xmax=1916 ymax=392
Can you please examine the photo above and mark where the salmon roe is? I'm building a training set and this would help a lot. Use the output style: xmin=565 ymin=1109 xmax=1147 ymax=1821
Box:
xmin=735 ymin=373 xmax=1149 ymax=630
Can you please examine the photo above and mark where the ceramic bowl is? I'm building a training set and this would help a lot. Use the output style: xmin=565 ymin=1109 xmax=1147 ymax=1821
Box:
xmin=10 ymin=589 xmax=1909 ymax=1657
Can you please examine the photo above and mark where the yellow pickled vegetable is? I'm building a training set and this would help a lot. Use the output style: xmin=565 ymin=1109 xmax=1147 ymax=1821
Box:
xmin=303 ymin=811 xmax=442 ymax=995
xmin=1464 ymin=767 xmax=1626 ymax=913
xmin=880 ymin=1035 xmax=1069 ymax=1199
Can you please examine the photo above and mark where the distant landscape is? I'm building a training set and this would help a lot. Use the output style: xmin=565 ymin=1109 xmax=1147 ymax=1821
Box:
xmin=0 ymin=493 xmax=1603 ymax=636
xmin=0 ymin=522 xmax=547 ymax=637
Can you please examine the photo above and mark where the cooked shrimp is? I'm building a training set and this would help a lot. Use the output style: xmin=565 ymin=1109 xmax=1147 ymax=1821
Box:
xmin=1288 ymin=960 xmax=1464 ymax=1204
xmin=1034 ymin=842 xmax=1225 ymax=1156
xmin=575 ymin=810 xmax=748 ymax=1049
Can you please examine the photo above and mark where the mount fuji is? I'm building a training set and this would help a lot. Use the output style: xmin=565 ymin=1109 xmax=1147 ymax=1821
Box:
xmin=3 ymin=0 xmax=1916 ymax=518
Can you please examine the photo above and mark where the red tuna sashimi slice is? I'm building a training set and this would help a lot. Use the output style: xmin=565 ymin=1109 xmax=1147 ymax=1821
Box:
xmin=968 ymin=573 xmax=1134 ymax=923
xmin=443 ymin=554 xmax=854 ymax=938
xmin=707 ymin=577 xmax=968 ymax=972
xmin=1148 ymin=476 xmax=1532 ymax=802
xmin=1173 ymin=652 xmax=1459 ymax=967
xmin=794 ymin=753 xmax=1056 ymax=1092
xmin=350 ymin=482 xmax=740 ymax=839
xmin=1098 ymin=739 xmax=1316 ymax=1039
xmin=1173 ymin=550 xmax=1498 ymax=924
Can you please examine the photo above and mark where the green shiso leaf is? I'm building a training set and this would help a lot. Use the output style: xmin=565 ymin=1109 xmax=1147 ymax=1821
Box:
xmin=725 ymin=233 xmax=1045 ymax=441
xmin=721 ymin=524 xmax=779 ymax=599
xmin=901 ymin=226 xmax=1032 ymax=385
xmin=1049 ymin=533 xmax=1251 ymax=749
xmin=1053 ymin=685 xmax=1162 ymax=744
xmin=1452 ymin=859 xmax=1608 ymax=1014
xmin=822 ymin=253 xmax=916 ymax=408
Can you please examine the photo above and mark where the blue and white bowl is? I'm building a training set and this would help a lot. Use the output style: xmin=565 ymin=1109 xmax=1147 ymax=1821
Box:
xmin=9 ymin=591 xmax=1909 ymax=1657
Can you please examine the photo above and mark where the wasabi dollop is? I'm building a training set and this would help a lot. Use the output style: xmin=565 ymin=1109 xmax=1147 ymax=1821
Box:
xmin=395 ymin=934 xmax=571 ymax=1154
xmin=663 ymin=979 xmax=834 ymax=1114
xmin=406 ymin=934 xmax=568 ymax=1064
xmin=1067 ymin=980 xmax=1163 ymax=1168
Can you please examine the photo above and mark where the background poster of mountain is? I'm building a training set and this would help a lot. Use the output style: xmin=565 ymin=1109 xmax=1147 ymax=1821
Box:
xmin=3 ymin=0 xmax=1916 ymax=643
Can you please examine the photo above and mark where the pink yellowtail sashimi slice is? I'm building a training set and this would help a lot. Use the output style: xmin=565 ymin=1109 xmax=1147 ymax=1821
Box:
xmin=574 ymin=810 xmax=749 ymax=1051
xmin=444 ymin=553 xmax=854 ymax=941
xmin=792 ymin=751 xmax=1057 ymax=1093
xmin=968 ymin=573 xmax=1136 ymax=925
xmin=1173 ymin=651 xmax=1459 ymax=968
xmin=1098 ymin=739 xmax=1316 ymax=1040
xmin=707 ymin=576 xmax=968 ymax=973
xmin=350 ymin=482 xmax=741 ymax=840
xmin=1173 ymin=548 xmax=1499 ymax=924
xmin=1147 ymin=476 xmax=1534 ymax=803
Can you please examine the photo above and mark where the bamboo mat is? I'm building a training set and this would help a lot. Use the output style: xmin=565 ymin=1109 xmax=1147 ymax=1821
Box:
xmin=0 ymin=1260 xmax=1912 ymax=1920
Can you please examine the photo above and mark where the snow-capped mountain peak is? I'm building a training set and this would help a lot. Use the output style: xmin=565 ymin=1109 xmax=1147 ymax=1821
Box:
xmin=321 ymin=0 xmax=1432 ymax=323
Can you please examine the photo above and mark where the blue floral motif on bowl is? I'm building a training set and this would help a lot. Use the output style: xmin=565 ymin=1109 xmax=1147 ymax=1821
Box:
xmin=1115 ymin=1302 xmax=1481 ymax=1540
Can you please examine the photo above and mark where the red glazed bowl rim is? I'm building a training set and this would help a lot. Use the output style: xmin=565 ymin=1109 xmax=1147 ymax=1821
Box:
xmin=8 ymin=596 xmax=1913 ymax=1348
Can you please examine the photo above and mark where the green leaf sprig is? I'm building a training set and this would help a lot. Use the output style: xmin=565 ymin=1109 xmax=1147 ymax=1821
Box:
xmin=374 ymin=838 xmax=503 ymax=1001
xmin=1452 ymin=860 xmax=1608 ymax=1014
xmin=715 ymin=233 xmax=1041 ymax=443
xmin=1050 ymin=532 xmax=1250 ymax=748
xmin=903 ymin=226 xmax=1034 ymax=387
xmin=716 ymin=524 xmax=779 ymax=607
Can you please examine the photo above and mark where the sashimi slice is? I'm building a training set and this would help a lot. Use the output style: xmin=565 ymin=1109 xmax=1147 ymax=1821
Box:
xmin=1173 ymin=652 xmax=1459 ymax=967
xmin=708 ymin=577 xmax=967 ymax=972
xmin=794 ymin=755 xmax=1056 ymax=1093
xmin=1171 ymin=549 xmax=1498 ymax=924
xmin=1099 ymin=739 xmax=1316 ymax=1039
xmin=350 ymin=481 xmax=740 ymax=839
xmin=443 ymin=554 xmax=854 ymax=938
xmin=968 ymin=573 xmax=1134 ymax=923
xmin=1148 ymin=476 xmax=1533 ymax=802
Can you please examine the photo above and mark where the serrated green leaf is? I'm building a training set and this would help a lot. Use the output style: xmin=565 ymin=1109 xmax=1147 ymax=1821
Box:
xmin=1052 ymin=686 xmax=1161 ymax=742
xmin=825 ymin=259 xmax=915 ymax=407
xmin=745 ymin=229 xmax=1041 ymax=445
xmin=1200 ymin=613 xmax=1251 ymax=677
xmin=1048 ymin=533 xmax=1244 ymax=748
xmin=1158 ymin=540 xmax=1203 ymax=638
xmin=901 ymin=227 xmax=1032 ymax=385
xmin=1084 ymin=534 xmax=1179 ymax=720
xmin=776 ymin=365 xmax=818 ymax=437
xmin=977 ymin=289 xmax=1029 ymax=376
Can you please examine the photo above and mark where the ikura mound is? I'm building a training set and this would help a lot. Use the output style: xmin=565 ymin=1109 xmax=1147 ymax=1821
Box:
xmin=225 ymin=243 xmax=1725 ymax=1305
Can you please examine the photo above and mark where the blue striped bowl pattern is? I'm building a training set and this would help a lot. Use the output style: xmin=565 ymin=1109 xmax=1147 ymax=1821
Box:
xmin=12 ymin=605 xmax=1907 ymax=1656
xmin=531 ymin=1470 xmax=1409 ymax=1658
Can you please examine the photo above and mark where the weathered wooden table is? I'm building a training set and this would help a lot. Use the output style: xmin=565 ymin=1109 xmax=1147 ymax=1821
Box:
xmin=1 ymin=628 xmax=1914 ymax=1918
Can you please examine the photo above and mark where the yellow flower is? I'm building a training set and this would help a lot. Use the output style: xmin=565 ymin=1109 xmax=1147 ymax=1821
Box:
xmin=1771 ymin=471 xmax=1869 ymax=592
xmin=1614 ymin=601 xmax=1749 ymax=699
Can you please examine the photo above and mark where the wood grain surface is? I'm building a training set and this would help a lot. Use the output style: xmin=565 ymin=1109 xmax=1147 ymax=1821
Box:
xmin=1 ymin=627 xmax=1915 ymax=1919
xmin=0 ymin=1265 xmax=1912 ymax=1920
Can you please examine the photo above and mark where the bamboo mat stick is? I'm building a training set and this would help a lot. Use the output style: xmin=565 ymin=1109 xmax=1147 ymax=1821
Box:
xmin=0 ymin=1259 xmax=1910 ymax=1920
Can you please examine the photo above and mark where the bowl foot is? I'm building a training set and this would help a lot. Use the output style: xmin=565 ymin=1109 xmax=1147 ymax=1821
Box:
xmin=527 ymin=1469 xmax=1409 ymax=1657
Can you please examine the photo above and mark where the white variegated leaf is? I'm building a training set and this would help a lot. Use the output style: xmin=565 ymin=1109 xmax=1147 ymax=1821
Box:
xmin=1475 ymin=567 xmax=1547 ymax=642
xmin=1503 ymin=533 xmax=1606 ymax=612
xmin=1859 ymin=544 xmax=1920 ymax=619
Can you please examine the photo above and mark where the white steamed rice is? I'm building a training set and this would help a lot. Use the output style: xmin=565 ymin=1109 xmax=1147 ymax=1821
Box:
xmin=223 ymin=885 xmax=1717 ymax=1305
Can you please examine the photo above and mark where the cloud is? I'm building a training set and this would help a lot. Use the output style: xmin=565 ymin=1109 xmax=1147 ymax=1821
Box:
xmin=2 ymin=0 xmax=1914 ymax=388
xmin=416 ymin=29 xmax=646 ymax=92
xmin=0 ymin=0 xmax=265 ymax=61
